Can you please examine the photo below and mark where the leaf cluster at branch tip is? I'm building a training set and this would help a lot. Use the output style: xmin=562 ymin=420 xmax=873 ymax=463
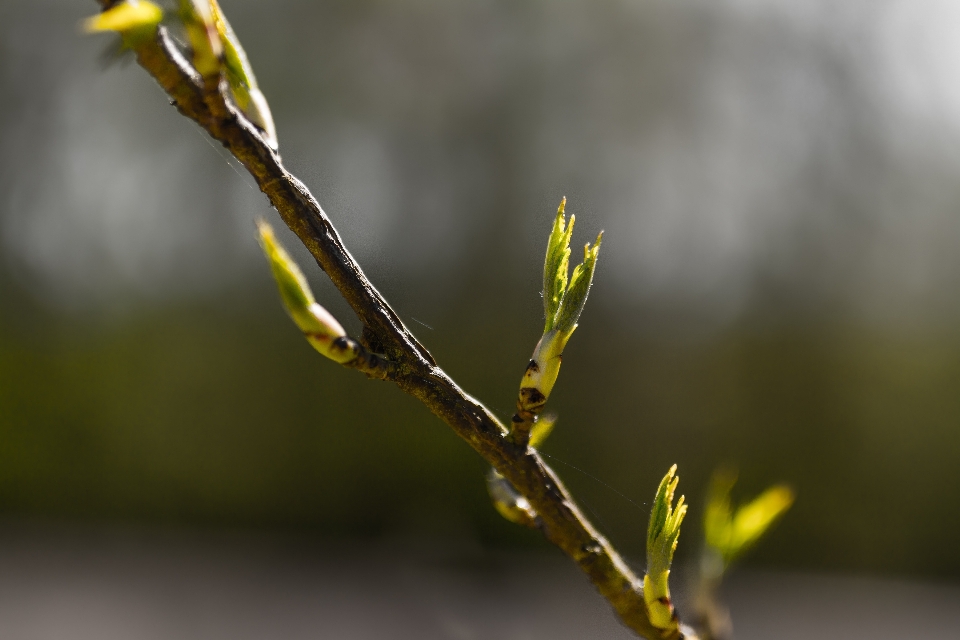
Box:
xmin=704 ymin=468 xmax=794 ymax=568
xmin=642 ymin=464 xmax=688 ymax=633
xmin=84 ymin=1 xmax=277 ymax=149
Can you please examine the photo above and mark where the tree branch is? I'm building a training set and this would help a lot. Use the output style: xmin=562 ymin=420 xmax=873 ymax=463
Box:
xmin=101 ymin=9 xmax=694 ymax=638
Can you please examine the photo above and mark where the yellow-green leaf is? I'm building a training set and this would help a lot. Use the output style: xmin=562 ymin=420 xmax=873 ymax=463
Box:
xmin=543 ymin=198 xmax=573 ymax=332
xmin=553 ymin=231 xmax=602 ymax=340
xmin=83 ymin=0 xmax=163 ymax=34
xmin=729 ymin=485 xmax=794 ymax=557
xmin=528 ymin=413 xmax=557 ymax=449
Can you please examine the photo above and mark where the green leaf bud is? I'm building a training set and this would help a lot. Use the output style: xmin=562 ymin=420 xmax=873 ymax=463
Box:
xmin=644 ymin=464 xmax=687 ymax=633
xmin=257 ymin=220 xmax=353 ymax=363
xmin=179 ymin=0 xmax=222 ymax=78
xmin=209 ymin=0 xmax=278 ymax=149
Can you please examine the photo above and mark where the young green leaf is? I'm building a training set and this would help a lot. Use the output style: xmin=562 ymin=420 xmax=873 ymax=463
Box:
xmin=553 ymin=232 xmax=602 ymax=340
xmin=729 ymin=486 xmax=793 ymax=555
xmin=644 ymin=464 xmax=687 ymax=633
xmin=543 ymin=197 xmax=574 ymax=333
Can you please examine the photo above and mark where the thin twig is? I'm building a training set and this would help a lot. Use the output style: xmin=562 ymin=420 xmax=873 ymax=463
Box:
xmin=95 ymin=4 xmax=693 ymax=637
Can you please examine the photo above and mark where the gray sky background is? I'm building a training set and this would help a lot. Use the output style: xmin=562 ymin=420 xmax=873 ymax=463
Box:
xmin=4 ymin=0 xmax=960 ymax=328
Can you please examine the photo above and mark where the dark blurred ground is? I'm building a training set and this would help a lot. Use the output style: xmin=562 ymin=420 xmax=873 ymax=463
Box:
xmin=2 ymin=0 xmax=960 ymax=615
xmin=0 ymin=523 xmax=958 ymax=640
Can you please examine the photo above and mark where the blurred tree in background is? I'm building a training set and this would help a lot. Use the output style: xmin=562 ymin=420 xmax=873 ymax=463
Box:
xmin=2 ymin=0 xmax=960 ymax=582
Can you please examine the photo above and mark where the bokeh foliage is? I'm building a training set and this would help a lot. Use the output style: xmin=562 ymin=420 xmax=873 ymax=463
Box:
xmin=3 ymin=275 xmax=960 ymax=576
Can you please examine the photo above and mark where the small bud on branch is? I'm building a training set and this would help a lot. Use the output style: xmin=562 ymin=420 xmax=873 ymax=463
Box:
xmin=258 ymin=220 xmax=356 ymax=363
xmin=486 ymin=469 xmax=538 ymax=528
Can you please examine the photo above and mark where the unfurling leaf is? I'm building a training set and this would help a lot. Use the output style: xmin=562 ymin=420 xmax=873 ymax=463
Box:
xmin=257 ymin=220 xmax=353 ymax=363
xmin=543 ymin=197 xmax=574 ymax=333
xmin=644 ymin=464 xmax=687 ymax=633
xmin=510 ymin=202 xmax=603 ymax=447
xmin=553 ymin=231 xmax=602 ymax=340
xmin=517 ymin=204 xmax=602 ymax=417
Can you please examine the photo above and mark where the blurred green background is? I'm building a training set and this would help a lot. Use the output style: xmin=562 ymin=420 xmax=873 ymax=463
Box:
xmin=2 ymin=0 xmax=960 ymax=580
